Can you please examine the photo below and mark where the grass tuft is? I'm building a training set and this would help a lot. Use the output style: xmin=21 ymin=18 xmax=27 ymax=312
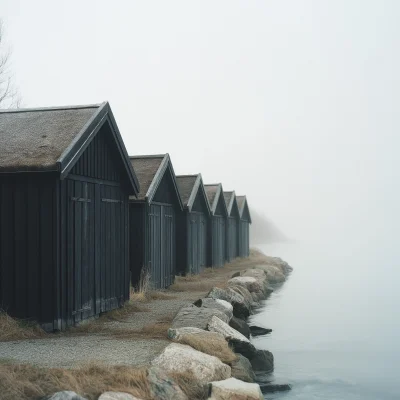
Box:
xmin=0 ymin=311 xmax=46 ymax=342
xmin=0 ymin=362 xmax=151 ymax=400
xmin=178 ymin=334 xmax=237 ymax=365
xmin=169 ymin=370 xmax=209 ymax=400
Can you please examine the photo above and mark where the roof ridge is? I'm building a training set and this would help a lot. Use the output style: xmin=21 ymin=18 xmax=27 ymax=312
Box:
xmin=129 ymin=154 xmax=166 ymax=159
xmin=0 ymin=103 xmax=102 ymax=114
xmin=176 ymin=174 xmax=199 ymax=178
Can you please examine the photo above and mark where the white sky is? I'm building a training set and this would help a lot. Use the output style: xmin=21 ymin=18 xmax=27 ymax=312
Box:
xmin=2 ymin=0 xmax=399 ymax=242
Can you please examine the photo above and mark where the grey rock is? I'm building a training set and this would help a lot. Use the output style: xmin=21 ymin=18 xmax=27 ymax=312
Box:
xmin=208 ymin=378 xmax=263 ymax=400
xmin=171 ymin=305 xmax=229 ymax=330
xmin=148 ymin=366 xmax=188 ymax=400
xmin=250 ymin=350 xmax=274 ymax=373
xmin=98 ymin=393 xmax=142 ymax=400
xmin=229 ymin=316 xmax=250 ymax=339
xmin=241 ymin=269 xmax=267 ymax=283
xmin=249 ymin=326 xmax=272 ymax=336
xmin=193 ymin=298 xmax=233 ymax=320
xmin=168 ymin=326 xmax=225 ymax=342
xmin=231 ymin=354 xmax=256 ymax=383
xmin=207 ymin=287 xmax=250 ymax=320
xmin=151 ymin=343 xmax=231 ymax=385
xmin=231 ymin=271 xmax=241 ymax=278
xmin=259 ymin=383 xmax=292 ymax=393
xmin=229 ymin=285 xmax=253 ymax=309
xmin=228 ymin=277 xmax=264 ymax=293
xmin=208 ymin=316 xmax=257 ymax=359
xmin=253 ymin=265 xmax=286 ymax=284
xmin=43 ymin=392 xmax=87 ymax=400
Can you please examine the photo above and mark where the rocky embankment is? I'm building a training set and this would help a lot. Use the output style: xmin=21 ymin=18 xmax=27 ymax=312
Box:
xmin=45 ymin=256 xmax=292 ymax=400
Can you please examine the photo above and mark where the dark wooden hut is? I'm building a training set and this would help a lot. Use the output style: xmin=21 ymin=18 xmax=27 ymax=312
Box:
xmin=224 ymin=191 xmax=240 ymax=262
xmin=0 ymin=102 xmax=139 ymax=331
xmin=204 ymin=183 xmax=229 ymax=268
xmin=176 ymin=174 xmax=211 ymax=275
xmin=129 ymin=154 xmax=183 ymax=289
xmin=236 ymin=195 xmax=252 ymax=257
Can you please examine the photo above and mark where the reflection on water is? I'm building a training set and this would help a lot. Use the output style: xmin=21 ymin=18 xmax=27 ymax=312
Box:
xmin=250 ymin=240 xmax=400 ymax=400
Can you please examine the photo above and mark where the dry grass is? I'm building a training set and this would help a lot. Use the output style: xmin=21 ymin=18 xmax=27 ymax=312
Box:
xmin=178 ymin=334 xmax=237 ymax=365
xmin=169 ymin=370 xmax=209 ymax=400
xmin=110 ymin=314 xmax=175 ymax=341
xmin=0 ymin=362 xmax=152 ymax=400
xmin=0 ymin=311 xmax=46 ymax=342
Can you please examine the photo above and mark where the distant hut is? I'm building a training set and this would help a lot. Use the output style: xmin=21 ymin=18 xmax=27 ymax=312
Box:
xmin=236 ymin=196 xmax=252 ymax=257
xmin=204 ymin=184 xmax=229 ymax=267
xmin=224 ymin=191 xmax=240 ymax=262
xmin=0 ymin=102 xmax=139 ymax=330
xmin=129 ymin=154 xmax=183 ymax=289
xmin=176 ymin=174 xmax=211 ymax=275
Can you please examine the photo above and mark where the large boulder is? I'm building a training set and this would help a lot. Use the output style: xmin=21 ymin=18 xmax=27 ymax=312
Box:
xmin=168 ymin=327 xmax=225 ymax=342
xmin=147 ymin=367 xmax=188 ymax=400
xmin=259 ymin=383 xmax=292 ymax=393
xmin=254 ymin=265 xmax=286 ymax=284
xmin=43 ymin=392 xmax=87 ymax=400
xmin=207 ymin=287 xmax=250 ymax=320
xmin=193 ymin=298 xmax=233 ymax=320
xmin=208 ymin=378 xmax=263 ymax=400
xmin=171 ymin=305 xmax=229 ymax=330
xmin=228 ymin=277 xmax=264 ymax=293
xmin=250 ymin=350 xmax=274 ymax=373
xmin=98 ymin=393 xmax=142 ymax=400
xmin=229 ymin=316 xmax=250 ymax=339
xmin=260 ymin=256 xmax=293 ymax=274
xmin=231 ymin=354 xmax=256 ymax=383
xmin=228 ymin=285 xmax=253 ymax=309
xmin=208 ymin=316 xmax=256 ymax=359
xmin=151 ymin=343 xmax=231 ymax=385
xmin=241 ymin=269 xmax=267 ymax=283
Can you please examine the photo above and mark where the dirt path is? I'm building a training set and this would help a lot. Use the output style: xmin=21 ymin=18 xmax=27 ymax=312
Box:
xmin=0 ymin=251 xmax=266 ymax=369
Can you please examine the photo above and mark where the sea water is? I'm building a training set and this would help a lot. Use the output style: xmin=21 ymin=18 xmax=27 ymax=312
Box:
xmin=251 ymin=239 xmax=400 ymax=400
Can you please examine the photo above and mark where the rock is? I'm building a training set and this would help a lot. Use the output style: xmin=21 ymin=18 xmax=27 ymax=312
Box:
xmin=231 ymin=354 xmax=256 ymax=383
xmin=98 ymin=393 xmax=141 ymax=400
xmin=249 ymin=326 xmax=272 ymax=336
xmin=261 ymin=256 xmax=293 ymax=274
xmin=171 ymin=305 xmax=229 ymax=330
xmin=148 ymin=367 xmax=188 ymax=400
xmin=168 ymin=326 xmax=225 ymax=342
xmin=151 ymin=343 xmax=231 ymax=385
xmin=193 ymin=298 xmax=233 ymax=320
xmin=208 ymin=378 xmax=263 ymax=400
xmin=250 ymin=291 xmax=263 ymax=302
xmin=228 ymin=285 xmax=253 ymax=309
xmin=241 ymin=269 xmax=267 ymax=283
xmin=229 ymin=316 xmax=250 ymax=339
xmin=231 ymin=271 xmax=241 ymax=278
xmin=208 ymin=316 xmax=256 ymax=359
xmin=228 ymin=277 xmax=264 ymax=293
xmin=207 ymin=287 xmax=251 ymax=320
xmin=43 ymin=392 xmax=87 ymax=400
xmin=259 ymin=383 xmax=292 ymax=393
xmin=250 ymin=350 xmax=274 ymax=373
xmin=254 ymin=265 xmax=286 ymax=284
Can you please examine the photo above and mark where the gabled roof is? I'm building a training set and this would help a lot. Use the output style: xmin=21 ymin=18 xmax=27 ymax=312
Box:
xmin=0 ymin=102 xmax=139 ymax=194
xmin=176 ymin=174 xmax=211 ymax=216
xmin=223 ymin=191 xmax=240 ymax=217
xmin=204 ymin=183 xmax=228 ymax=217
xmin=236 ymin=195 xmax=252 ymax=223
xmin=129 ymin=153 xmax=183 ymax=209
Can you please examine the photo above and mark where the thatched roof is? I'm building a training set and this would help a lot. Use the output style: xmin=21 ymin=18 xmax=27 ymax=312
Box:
xmin=129 ymin=155 xmax=165 ymax=200
xmin=0 ymin=104 xmax=100 ymax=172
xmin=176 ymin=175 xmax=198 ymax=207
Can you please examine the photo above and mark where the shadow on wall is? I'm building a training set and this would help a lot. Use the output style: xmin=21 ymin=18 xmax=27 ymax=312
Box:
xmin=250 ymin=209 xmax=289 ymax=245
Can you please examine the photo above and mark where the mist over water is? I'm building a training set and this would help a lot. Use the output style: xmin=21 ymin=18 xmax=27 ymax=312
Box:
xmin=251 ymin=232 xmax=400 ymax=399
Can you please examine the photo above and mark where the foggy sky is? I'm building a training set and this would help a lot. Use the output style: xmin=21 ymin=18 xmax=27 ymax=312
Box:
xmin=2 ymin=0 xmax=399 ymax=243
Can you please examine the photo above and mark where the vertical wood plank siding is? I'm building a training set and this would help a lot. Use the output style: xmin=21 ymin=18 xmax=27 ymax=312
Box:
xmin=226 ymin=217 xmax=239 ymax=262
xmin=0 ymin=175 xmax=56 ymax=329
xmin=0 ymin=122 xmax=131 ymax=331
xmin=239 ymin=220 xmax=250 ymax=257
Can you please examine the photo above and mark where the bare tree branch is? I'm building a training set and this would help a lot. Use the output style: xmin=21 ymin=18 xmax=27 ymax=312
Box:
xmin=0 ymin=20 xmax=20 ymax=108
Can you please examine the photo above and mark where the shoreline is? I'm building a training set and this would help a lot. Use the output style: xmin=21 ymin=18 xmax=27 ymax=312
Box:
xmin=0 ymin=249 xmax=292 ymax=400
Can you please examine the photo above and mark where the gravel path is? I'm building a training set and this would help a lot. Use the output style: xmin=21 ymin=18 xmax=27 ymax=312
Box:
xmin=0 ymin=291 xmax=204 ymax=369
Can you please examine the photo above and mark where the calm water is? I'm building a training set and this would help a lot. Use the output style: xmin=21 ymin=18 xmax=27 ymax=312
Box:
xmin=251 ymin=239 xmax=400 ymax=400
